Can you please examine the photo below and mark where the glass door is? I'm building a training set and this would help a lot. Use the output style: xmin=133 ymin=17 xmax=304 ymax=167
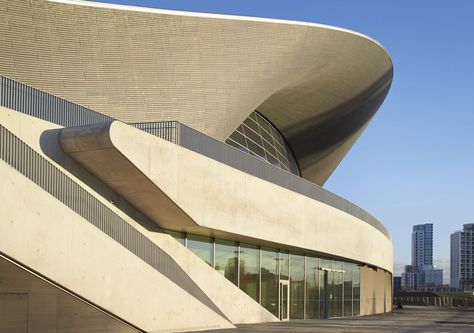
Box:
xmin=332 ymin=271 xmax=343 ymax=317
xmin=322 ymin=269 xmax=343 ymax=318
xmin=320 ymin=269 xmax=327 ymax=319
xmin=279 ymin=280 xmax=290 ymax=321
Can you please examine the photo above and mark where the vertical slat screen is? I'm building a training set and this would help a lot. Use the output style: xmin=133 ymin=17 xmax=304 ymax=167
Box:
xmin=0 ymin=124 xmax=227 ymax=320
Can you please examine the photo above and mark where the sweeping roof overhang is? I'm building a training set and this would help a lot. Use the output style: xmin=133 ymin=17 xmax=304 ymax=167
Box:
xmin=0 ymin=0 xmax=393 ymax=185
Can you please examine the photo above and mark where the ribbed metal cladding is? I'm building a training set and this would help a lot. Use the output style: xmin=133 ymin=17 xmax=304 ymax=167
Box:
xmin=0 ymin=75 xmax=389 ymax=238
xmin=0 ymin=124 xmax=228 ymax=321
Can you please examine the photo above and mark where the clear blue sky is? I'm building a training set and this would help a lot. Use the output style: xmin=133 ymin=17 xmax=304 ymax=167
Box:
xmin=97 ymin=0 xmax=474 ymax=279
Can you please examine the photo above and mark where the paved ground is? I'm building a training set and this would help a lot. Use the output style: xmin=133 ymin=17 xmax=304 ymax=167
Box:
xmin=195 ymin=306 xmax=474 ymax=333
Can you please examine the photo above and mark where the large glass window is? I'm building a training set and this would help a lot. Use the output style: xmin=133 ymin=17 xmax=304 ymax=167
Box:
xmin=240 ymin=244 xmax=260 ymax=301
xmin=167 ymin=230 xmax=185 ymax=246
xmin=181 ymin=232 xmax=363 ymax=320
xmin=306 ymin=256 xmax=320 ymax=319
xmin=353 ymin=265 xmax=360 ymax=316
xmin=343 ymin=262 xmax=354 ymax=317
xmin=319 ymin=269 xmax=326 ymax=318
xmin=187 ymin=234 xmax=213 ymax=266
xmin=226 ymin=111 xmax=300 ymax=175
xmin=331 ymin=261 xmax=343 ymax=318
xmin=260 ymin=247 xmax=279 ymax=316
xmin=320 ymin=258 xmax=332 ymax=270
xmin=215 ymin=239 xmax=238 ymax=286
xmin=280 ymin=251 xmax=289 ymax=280
xmin=333 ymin=272 xmax=343 ymax=317
xmin=290 ymin=253 xmax=305 ymax=319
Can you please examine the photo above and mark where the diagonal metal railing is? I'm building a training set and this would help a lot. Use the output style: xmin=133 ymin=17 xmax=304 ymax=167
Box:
xmin=0 ymin=75 xmax=389 ymax=238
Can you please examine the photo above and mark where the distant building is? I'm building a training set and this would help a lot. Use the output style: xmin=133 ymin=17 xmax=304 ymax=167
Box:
xmin=412 ymin=223 xmax=433 ymax=268
xmin=401 ymin=265 xmax=423 ymax=290
xmin=451 ymin=224 xmax=474 ymax=291
xmin=393 ymin=276 xmax=402 ymax=292
xmin=423 ymin=265 xmax=443 ymax=288
xmin=402 ymin=223 xmax=443 ymax=291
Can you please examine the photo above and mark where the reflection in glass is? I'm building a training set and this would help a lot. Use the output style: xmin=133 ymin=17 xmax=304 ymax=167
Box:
xmin=290 ymin=253 xmax=305 ymax=319
xmin=181 ymin=232 xmax=364 ymax=319
xmin=240 ymin=244 xmax=260 ymax=301
xmin=326 ymin=270 xmax=334 ymax=318
xmin=215 ymin=239 xmax=238 ymax=286
xmin=187 ymin=234 xmax=213 ymax=266
xmin=332 ymin=260 xmax=343 ymax=270
xmin=306 ymin=256 xmax=320 ymax=319
xmin=260 ymin=247 xmax=279 ymax=316
xmin=280 ymin=251 xmax=289 ymax=280
xmin=343 ymin=262 xmax=353 ymax=317
xmin=331 ymin=271 xmax=343 ymax=317
xmin=320 ymin=269 xmax=327 ymax=318
xmin=167 ymin=230 xmax=185 ymax=245
xmin=353 ymin=265 xmax=360 ymax=316
xmin=280 ymin=282 xmax=289 ymax=320
xmin=320 ymin=258 xmax=332 ymax=269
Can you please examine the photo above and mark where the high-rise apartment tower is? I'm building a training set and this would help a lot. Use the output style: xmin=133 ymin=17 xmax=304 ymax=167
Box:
xmin=412 ymin=223 xmax=433 ymax=269
xmin=451 ymin=224 xmax=474 ymax=291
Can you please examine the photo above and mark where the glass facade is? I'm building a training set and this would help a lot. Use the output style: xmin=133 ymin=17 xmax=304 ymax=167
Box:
xmin=239 ymin=243 xmax=260 ymax=301
xmin=343 ymin=262 xmax=354 ymax=317
xmin=226 ymin=111 xmax=300 ymax=175
xmin=187 ymin=234 xmax=213 ymax=266
xmin=290 ymin=254 xmax=305 ymax=319
xmin=170 ymin=231 xmax=363 ymax=320
xmin=260 ymin=248 xmax=279 ymax=317
xmin=214 ymin=239 xmax=238 ymax=285
xmin=306 ymin=257 xmax=320 ymax=319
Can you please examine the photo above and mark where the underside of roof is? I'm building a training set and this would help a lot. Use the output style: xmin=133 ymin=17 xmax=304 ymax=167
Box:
xmin=0 ymin=0 xmax=393 ymax=185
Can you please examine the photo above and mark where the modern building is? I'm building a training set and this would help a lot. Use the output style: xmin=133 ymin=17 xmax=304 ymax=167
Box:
xmin=0 ymin=0 xmax=394 ymax=332
xmin=393 ymin=276 xmax=402 ymax=293
xmin=401 ymin=265 xmax=423 ymax=290
xmin=451 ymin=224 xmax=474 ymax=291
xmin=402 ymin=223 xmax=442 ymax=291
xmin=412 ymin=223 xmax=433 ymax=269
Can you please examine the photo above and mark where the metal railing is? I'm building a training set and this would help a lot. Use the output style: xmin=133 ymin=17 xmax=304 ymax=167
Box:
xmin=0 ymin=75 xmax=389 ymax=239
xmin=0 ymin=76 xmax=113 ymax=127
xmin=0 ymin=123 xmax=227 ymax=320
xmin=130 ymin=121 xmax=178 ymax=144
xmin=137 ymin=121 xmax=390 ymax=239
xmin=394 ymin=296 xmax=454 ymax=307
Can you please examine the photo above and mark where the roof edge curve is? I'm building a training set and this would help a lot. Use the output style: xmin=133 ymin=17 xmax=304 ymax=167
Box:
xmin=49 ymin=0 xmax=391 ymax=54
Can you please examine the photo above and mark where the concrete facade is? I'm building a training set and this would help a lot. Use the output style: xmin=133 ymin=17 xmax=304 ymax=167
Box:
xmin=0 ymin=0 xmax=394 ymax=332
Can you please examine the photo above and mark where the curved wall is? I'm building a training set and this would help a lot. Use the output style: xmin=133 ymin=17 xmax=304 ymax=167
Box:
xmin=0 ymin=0 xmax=393 ymax=185
xmin=60 ymin=121 xmax=393 ymax=273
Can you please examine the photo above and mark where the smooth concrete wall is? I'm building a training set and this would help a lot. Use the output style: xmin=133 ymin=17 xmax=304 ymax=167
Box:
xmin=0 ymin=161 xmax=234 ymax=332
xmin=360 ymin=266 xmax=392 ymax=316
xmin=0 ymin=256 xmax=139 ymax=333
xmin=0 ymin=0 xmax=392 ymax=185
xmin=0 ymin=107 xmax=279 ymax=331
xmin=61 ymin=121 xmax=393 ymax=273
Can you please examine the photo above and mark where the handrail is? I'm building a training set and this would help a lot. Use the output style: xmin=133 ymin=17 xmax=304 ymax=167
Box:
xmin=0 ymin=123 xmax=228 ymax=321
xmin=0 ymin=75 xmax=389 ymax=239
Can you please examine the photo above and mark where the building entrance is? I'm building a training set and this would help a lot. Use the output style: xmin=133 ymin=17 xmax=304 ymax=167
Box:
xmin=321 ymin=268 xmax=343 ymax=318
xmin=279 ymin=280 xmax=289 ymax=321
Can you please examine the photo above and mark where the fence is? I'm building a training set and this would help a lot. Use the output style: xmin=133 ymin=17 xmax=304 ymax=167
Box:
xmin=393 ymin=296 xmax=474 ymax=307
xmin=0 ymin=75 xmax=389 ymax=239
xmin=0 ymin=123 xmax=226 ymax=320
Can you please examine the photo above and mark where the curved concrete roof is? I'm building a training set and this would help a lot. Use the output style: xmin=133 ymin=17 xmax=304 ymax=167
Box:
xmin=0 ymin=0 xmax=393 ymax=185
